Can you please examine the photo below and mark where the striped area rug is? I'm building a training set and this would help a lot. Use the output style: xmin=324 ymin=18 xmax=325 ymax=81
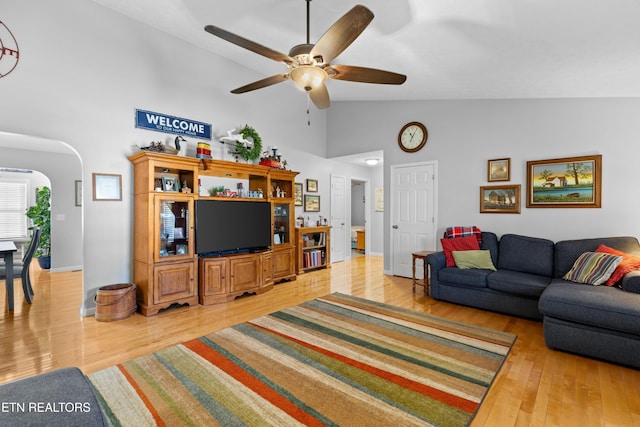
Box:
xmin=88 ymin=293 xmax=515 ymax=426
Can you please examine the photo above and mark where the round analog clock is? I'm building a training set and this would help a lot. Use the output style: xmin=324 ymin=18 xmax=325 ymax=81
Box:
xmin=398 ymin=122 xmax=428 ymax=153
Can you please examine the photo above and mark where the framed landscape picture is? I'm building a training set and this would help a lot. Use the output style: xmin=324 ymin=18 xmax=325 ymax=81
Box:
xmin=480 ymin=184 xmax=521 ymax=213
xmin=488 ymin=158 xmax=510 ymax=182
xmin=304 ymin=194 xmax=320 ymax=212
xmin=526 ymin=155 xmax=601 ymax=208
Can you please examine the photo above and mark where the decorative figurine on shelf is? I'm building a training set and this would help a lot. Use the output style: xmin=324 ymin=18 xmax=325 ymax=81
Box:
xmin=174 ymin=136 xmax=187 ymax=156
xmin=181 ymin=179 xmax=191 ymax=193
xmin=259 ymin=146 xmax=289 ymax=169
xmin=138 ymin=141 xmax=178 ymax=154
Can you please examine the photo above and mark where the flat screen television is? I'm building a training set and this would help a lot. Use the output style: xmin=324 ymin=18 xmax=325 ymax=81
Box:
xmin=195 ymin=200 xmax=272 ymax=254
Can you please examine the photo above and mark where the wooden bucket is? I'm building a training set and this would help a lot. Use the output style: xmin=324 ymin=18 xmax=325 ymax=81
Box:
xmin=94 ymin=283 xmax=137 ymax=322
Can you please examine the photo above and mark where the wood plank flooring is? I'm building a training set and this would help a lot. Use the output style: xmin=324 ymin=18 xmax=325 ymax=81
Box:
xmin=2 ymin=255 xmax=640 ymax=426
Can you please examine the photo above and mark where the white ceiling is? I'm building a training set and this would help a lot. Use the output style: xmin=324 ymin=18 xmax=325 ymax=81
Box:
xmin=90 ymin=0 xmax=640 ymax=102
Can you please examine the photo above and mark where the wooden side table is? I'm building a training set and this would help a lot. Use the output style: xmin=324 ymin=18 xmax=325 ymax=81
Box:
xmin=412 ymin=250 xmax=435 ymax=295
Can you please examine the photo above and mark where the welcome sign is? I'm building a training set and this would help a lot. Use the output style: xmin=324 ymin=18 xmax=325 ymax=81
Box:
xmin=135 ymin=109 xmax=212 ymax=140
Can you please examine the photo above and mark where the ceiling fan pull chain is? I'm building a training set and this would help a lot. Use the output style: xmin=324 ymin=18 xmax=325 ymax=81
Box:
xmin=307 ymin=95 xmax=311 ymax=126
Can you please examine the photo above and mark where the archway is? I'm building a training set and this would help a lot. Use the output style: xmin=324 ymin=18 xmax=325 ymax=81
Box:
xmin=0 ymin=132 xmax=84 ymax=303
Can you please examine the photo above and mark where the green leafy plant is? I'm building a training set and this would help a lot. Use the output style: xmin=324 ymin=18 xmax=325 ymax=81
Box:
xmin=208 ymin=186 xmax=226 ymax=196
xmin=25 ymin=186 xmax=51 ymax=258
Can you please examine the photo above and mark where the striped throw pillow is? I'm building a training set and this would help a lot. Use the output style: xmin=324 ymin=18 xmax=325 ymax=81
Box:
xmin=563 ymin=252 xmax=623 ymax=286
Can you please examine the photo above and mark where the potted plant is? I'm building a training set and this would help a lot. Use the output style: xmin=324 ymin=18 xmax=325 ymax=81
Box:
xmin=25 ymin=186 xmax=51 ymax=270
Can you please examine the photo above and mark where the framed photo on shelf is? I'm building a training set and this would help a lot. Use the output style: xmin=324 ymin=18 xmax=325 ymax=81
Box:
xmin=479 ymin=184 xmax=521 ymax=214
xmin=304 ymin=194 xmax=320 ymax=212
xmin=92 ymin=173 xmax=122 ymax=201
xmin=306 ymin=179 xmax=318 ymax=192
xmin=162 ymin=176 xmax=180 ymax=192
xmin=488 ymin=158 xmax=510 ymax=182
xmin=294 ymin=182 xmax=303 ymax=206
xmin=526 ymin=155 xmax=601 ymax=208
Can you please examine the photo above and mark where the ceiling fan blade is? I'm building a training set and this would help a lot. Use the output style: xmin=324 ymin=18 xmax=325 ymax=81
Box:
xmin=328 ymin=65 xmax=407 ymax=85
xmin=311 ymin=5 xmax=374 ymax=64
xmin=231 ymin=73 xmax=290 ymax=94
xmin=309 ymin=84 xmax=330 ymax=109
xmin=204 ymin=25 xmax=293 ymax=64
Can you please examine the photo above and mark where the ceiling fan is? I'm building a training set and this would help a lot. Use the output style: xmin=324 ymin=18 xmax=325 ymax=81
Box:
xmin=204 ymin=1 xmax=407 ymax=109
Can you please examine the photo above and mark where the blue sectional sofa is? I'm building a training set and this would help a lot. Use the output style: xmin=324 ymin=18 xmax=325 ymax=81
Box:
xmin=426 ymin=232 xmax=640 ymax=368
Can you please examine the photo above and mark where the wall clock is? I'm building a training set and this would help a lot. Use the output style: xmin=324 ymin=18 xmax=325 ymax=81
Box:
xmin=398 ymin=122 xmax=428 ymax=153
xmin=0 ymin=20 xmax=20 ymax=78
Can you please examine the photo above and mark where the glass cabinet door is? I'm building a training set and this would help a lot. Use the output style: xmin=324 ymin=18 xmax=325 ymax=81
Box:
xmin=273 ymin=203 xmax=290 ymax=245
xmin=156 ymin=196 xmax=193 ymax=260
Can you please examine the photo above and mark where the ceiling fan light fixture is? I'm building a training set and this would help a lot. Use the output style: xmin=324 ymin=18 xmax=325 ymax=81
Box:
xmin=290 ymin=66 xmax=327 ymax=92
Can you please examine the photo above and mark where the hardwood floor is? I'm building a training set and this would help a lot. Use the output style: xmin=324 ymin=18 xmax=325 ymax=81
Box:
xmin=2 ymin=256 xmax=640 ymax=426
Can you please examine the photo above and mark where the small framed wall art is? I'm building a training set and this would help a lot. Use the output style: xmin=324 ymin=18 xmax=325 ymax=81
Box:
xmin=304 ymin=194 xmax=320 ymax=212
xmin=75 ymin=180 xmax=82 ymax=206
xmin=92 ymin=173 xmax=122 ymax=201
xmin=294 ymin=183 xmax=303 ymax=206
xmin=306 ymin=179 xmax=318 ymax=192
xmin=488 ymin=158 xmax=510 ymax=182
xmin=480 ymin=184 xmax=521 ymax=214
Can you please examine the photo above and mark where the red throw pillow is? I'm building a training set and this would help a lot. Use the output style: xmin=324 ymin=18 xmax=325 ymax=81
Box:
xmin=441 ymin=235 xmax=481 ymax=267
xmin=595 ymin=244 xmax=640 ymax=286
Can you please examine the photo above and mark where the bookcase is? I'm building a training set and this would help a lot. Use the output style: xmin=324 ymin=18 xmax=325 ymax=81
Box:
xmin=295 ymin=226 xmax=331 ymax=273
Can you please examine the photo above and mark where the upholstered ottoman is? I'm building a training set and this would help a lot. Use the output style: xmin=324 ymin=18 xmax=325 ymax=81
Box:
xmin=0 ymin=367 xmax=107 ymax=426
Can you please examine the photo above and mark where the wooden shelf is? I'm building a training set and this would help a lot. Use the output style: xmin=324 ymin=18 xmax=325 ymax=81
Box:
xmin=296 ymin=226 xmax=331 ymax=273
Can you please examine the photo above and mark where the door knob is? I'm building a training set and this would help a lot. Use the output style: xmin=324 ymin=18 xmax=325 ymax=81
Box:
xmin=393 ymin=225 xmax=399 ymax=229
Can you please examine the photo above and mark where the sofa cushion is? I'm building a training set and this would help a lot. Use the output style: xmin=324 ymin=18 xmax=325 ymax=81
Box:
xmin=539 ymin=280 xmax=640 ymax=335
xmin=497 ymin=234 xmax=554 ymax=277
xmin=438 ymin=267 xmax=490 ymax=289
xmin=595 ymin=244 xmax=640 ymax=286
xmin=562 ymin=252 xmax=623 ymax=286
xmin=452 ymin=250 xmax=496 ymax=270
xmin=441 ymin=235 xmax=480 ymax=267
xmin=487 ymin=269 xmax=551 ymax=297
xmin=554 ymin=236 xmax=640 ymax=278
xmin=479 ymin=232 xmax=499 ymax=266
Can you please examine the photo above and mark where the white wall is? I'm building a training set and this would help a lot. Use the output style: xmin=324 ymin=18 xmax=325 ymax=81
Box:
xmin=328 ymin=98 xmax=640 ymax=271
xmin=1 ymin=0 xmax=327 ymax=314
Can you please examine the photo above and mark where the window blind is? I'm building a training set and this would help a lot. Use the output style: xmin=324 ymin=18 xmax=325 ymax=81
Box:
xmin=0 ymin=180 xmax=29 ymax=240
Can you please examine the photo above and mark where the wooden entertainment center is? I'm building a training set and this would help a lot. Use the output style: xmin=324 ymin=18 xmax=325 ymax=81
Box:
xmin=129 ymin=151 xmax=298 ymax=315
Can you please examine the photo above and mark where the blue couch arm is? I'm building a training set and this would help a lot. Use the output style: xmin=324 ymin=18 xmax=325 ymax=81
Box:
xmin=427 ymin=251 xmax=446 ymax=298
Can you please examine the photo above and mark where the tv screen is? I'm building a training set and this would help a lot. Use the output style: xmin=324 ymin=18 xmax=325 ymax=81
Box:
xmin=195 ymin=200 xmax=272 ymax=254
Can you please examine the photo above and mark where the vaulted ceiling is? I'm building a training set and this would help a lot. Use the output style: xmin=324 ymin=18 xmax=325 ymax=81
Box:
xmin=92 ymin=0 xmax=640 ymax=102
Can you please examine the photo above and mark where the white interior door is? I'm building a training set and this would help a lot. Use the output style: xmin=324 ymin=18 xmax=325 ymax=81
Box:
xmin=391 ymin=162 xmax=437 ymax=278
xmin=331 ymin=174 xmax=346 ymax=263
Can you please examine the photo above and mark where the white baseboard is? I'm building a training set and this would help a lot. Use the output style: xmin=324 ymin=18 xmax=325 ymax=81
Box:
xmin=80 ymin=305 xmax=95 ymax=317
xmin=50 ymin=265 xmax=83 ymax=273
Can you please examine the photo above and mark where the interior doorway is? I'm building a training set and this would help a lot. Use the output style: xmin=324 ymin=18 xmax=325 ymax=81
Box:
xmin=390 ymin=161 xmax=438 ymax=278
xmin=350 ymin=178 xmax=370 ymax=257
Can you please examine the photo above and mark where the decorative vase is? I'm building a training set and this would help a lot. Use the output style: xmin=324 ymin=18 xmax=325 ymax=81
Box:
xmin=37 ymin=256 xmax=51 ymax=270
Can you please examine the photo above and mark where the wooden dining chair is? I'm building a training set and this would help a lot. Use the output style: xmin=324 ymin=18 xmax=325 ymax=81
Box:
xmin=0 ymin=227 xmax=41 ymax=304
